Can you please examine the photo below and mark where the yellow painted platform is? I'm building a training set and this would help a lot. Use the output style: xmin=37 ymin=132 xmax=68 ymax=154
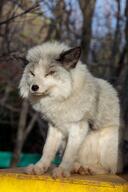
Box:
xmin=0 ymin=169 xmax=128 ymax=192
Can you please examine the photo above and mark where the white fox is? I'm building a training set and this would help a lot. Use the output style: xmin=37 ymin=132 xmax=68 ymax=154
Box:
xmin=19 ymin=41 xmax=122 ymax=177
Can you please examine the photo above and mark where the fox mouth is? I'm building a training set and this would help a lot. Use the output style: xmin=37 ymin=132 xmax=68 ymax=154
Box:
xmin=31 ymin=91 xmax=49 ymax=97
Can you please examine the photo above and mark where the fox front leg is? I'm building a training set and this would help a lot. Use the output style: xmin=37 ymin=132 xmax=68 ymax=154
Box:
xmin=52 ymin=121 xmax=89 ymax=178
xmin=26 ymin=124 xmax=63 ymax=175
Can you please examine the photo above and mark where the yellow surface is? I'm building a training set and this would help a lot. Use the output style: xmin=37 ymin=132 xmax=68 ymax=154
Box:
xmin=0 ymin=172 xmax=128 ymax=192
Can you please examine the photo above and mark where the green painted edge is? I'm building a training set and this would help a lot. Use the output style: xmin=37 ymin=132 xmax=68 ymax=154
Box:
xmin=0 ymin=151 xmax=61 ymax=168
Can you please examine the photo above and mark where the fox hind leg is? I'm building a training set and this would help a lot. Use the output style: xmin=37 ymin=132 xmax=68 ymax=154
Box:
xmin=72 ymin=162 xmax=108 ymax=175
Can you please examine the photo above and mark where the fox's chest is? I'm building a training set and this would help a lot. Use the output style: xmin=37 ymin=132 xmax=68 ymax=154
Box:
xmin=32 ymin=100 xmax=68 ymax=126
xmin=31 ymin=97 xmax=94 ymax=132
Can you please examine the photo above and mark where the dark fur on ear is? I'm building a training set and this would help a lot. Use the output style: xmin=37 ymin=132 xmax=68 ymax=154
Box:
xmin=19 ymin=57 xmax=29 ymax=66
xmin=56 ymin=47 xmax=81 ymax=69
xmin=12 ymin=54 xmax=29 ymax=67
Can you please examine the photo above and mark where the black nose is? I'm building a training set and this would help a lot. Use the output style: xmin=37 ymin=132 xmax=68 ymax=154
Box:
xmin=31 ymin=84 xmax=39 ymax=92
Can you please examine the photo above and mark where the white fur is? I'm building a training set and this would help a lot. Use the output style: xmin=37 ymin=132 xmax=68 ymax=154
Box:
xmin=19 ymin=41 xmax=122 ymax=176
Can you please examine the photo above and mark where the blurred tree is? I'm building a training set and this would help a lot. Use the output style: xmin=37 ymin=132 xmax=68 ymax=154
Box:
xmin=117 ymin=0 xmax=128 ymax=135
xmin=79 ymin=0 xmax=96 ymax=63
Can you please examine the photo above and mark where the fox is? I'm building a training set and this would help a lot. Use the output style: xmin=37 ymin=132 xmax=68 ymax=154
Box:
xmin=19 ymin=41 xmax=122 ymax=177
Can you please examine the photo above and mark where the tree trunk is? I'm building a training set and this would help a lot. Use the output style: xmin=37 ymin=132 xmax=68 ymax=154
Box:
xmin=11 ymin=99 xmax=29 ymax=167
xmin=79 ymin=0 xmax=96 ymax=63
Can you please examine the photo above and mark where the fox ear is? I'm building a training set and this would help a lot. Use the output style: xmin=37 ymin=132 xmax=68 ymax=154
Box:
xmin=21 ymin=58 xmax=29 ymax=66
xmin=56 ymin=47 xmax=81 ymax=69
xmin=11 ymin=54 xmax=29 ymax=67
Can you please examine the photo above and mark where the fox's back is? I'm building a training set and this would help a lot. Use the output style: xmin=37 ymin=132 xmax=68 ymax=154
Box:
xmin=93 ymin=78 xmax=120 ymax=129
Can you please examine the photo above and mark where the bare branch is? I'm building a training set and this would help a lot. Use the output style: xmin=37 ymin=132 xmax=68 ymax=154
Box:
xmin=0 ymin=3 xmax=39 ymax=26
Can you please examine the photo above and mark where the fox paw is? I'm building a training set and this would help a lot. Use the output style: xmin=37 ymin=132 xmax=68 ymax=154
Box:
xmin=72 ymin=164 xmax=93 ymax=175
xmin=52 ymin=167 xmax=70 ymax=178
xmin=25 ymin=163 xmax=48 ymax=175
xmin=78 ymin=167 xmax=93 ymax=175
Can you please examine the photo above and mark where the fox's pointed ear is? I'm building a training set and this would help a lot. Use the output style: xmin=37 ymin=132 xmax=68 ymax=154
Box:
xmin=21 ymin=58 xmax=29 ymax=66
xmin=56 ymin=47 xmax=81 ymax=69
xmin=11 ymin=54 xmax=29 ymax=67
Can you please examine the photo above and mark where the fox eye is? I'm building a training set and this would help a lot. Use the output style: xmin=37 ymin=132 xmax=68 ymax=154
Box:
xmin=30 ymin=71 xmax=35 ymax=76
xmin=45 ymin=70 xmax=55 ymax=77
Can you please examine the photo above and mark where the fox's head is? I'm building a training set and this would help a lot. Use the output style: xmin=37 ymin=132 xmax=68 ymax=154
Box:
xmin=19 ymin=42 xmax=81 ymax=100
